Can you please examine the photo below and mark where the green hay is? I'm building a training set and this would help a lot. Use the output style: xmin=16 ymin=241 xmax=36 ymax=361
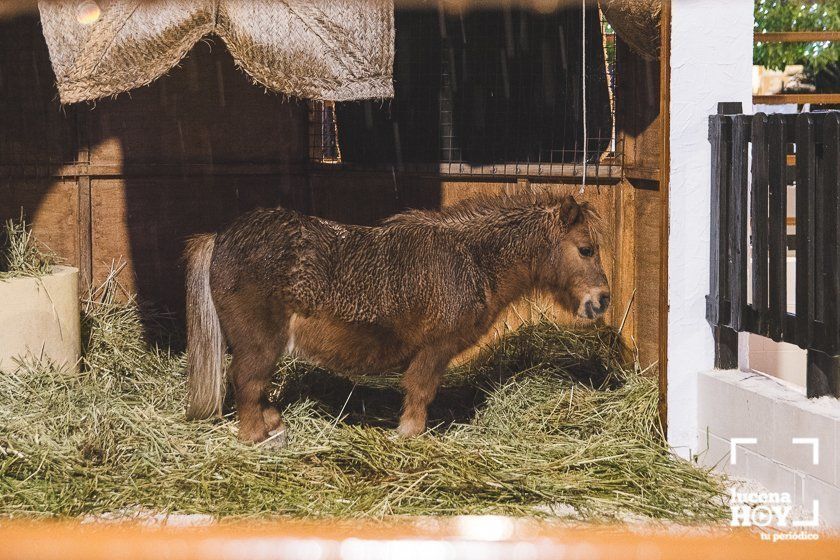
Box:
xmin=0 ymin=277 xmax=727 ymax=522
xmin=0 ymin=216 xmax=57 ymax=280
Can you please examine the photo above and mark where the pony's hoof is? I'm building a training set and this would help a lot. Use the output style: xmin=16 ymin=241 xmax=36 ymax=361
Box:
xmin=260 ymin=427 xmax=288 ymax=449
xmin=396 ymin=423 xmax=424 ymax=438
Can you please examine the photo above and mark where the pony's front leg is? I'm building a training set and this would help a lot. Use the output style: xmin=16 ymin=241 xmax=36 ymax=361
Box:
xmin=397 ymin=346 xmax=454 ymax=437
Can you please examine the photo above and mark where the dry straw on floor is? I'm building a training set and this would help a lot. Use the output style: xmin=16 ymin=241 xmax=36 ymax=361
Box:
xmin=0 ymin=272 xmax=727 ymax=522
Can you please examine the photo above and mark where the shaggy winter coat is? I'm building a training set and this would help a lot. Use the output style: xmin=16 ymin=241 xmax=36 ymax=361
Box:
xmin=185 ymin=193 xmax=610 ymax=443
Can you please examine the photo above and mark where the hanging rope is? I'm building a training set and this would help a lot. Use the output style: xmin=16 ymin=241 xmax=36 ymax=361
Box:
xmin=580 ymin=0 xmax=587 ymax=194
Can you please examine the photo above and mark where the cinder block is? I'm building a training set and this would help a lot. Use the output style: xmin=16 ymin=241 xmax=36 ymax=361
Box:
xmin=771 ymin=400 xmax=837 ymax=485
xmin=743 ymin=449 xmax=797 ymax=496
xmin=697 ymin=372 xmax=775 ymax=457
xmin=836 ymin=422 xmax=840 ymax=487
xmin=799 ymin=475 xmax=840 ymax=528
xmin=695 ymin=430 xmax=750 ymax=479
xmin=794 ymin=472 xmax=805 ymax=505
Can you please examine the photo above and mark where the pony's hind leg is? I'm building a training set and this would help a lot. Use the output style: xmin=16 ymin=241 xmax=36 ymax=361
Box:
xmin=215 ymin=289 xmax=288 ymax=444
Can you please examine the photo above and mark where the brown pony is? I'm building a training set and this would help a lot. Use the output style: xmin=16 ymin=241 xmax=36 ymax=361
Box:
xmin=184 ymin=193 xmax=610 ymax=443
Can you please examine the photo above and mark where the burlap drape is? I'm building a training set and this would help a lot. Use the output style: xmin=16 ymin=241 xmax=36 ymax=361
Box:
xmin=39 ymin=0 xmax=394 ymax=104
xmin=599 ymin=0 xmax=661 ymax=60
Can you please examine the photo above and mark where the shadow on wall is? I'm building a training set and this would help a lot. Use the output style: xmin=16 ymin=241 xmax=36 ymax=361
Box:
xmin=0 ymin=6 xmax=617 ymax=345
xmin=0 ymin=15 xmax=444 ymax=343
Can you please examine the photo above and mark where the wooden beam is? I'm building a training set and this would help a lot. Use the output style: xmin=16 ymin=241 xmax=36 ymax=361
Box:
xmin=658 ymin=0 xmax=671 ymax=435
xmin=623 ymin=166 xmax=661 ymax=183
xmin=0 ymin=161 xmax=621 ymax=183
xmin=75 ymin=108 xmax=92 ymax=293
xmin=0 ymin=162 xmax=308 ymax=179
xmin=754 ymin=93 xmax=840 ymax=105
xmin=755 ymin=31 xmax=840 ymax=43
xmin=613 ymin=179 xmax=637 ymax=350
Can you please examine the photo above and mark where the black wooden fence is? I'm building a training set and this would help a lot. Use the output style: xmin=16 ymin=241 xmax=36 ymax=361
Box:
xmin=707 ymin=102 xmax=840 ymax=398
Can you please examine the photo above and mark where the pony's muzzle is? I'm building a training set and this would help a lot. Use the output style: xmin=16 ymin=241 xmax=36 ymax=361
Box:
xmin=580 ymin=290 xmax=610 ymax=319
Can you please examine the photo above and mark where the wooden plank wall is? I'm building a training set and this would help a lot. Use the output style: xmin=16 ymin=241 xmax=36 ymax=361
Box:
xmin=614 ymin=35 xmax=664 ymax=367
xmin=0 ymin=17 xmax=310 ymax=315
xmin=0 ymin=16 xmax=662 ymax=367
xmin=0 ymin=18 xmax=78 ymax=267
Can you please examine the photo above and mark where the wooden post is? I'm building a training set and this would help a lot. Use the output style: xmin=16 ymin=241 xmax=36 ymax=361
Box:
xmin=713 ymin=325 xmax=739 ymax=370
xmin=807 ymin=349 xmax=840 ymax=398
xmin=657 ymin=0 xmax=671 ymax=434
xmin=75 ymin=106 xmax=92 ymax=293
xmin=706 ymin=115 xmax=725 ymax=326
xmin=750 ymin=113 xmax=769 ymax=336
xmin=795 ymin=113 xmax=816 ymax=349
xmin=824 ymin=114 xmax=840 ymax=359
xmin=728 ymin=114 xmax=750 ymax=332
xmin=805 ymin=112 xmax=840 ymax=399
xmin=708 ymin=102 xmax=742 ymax=369
xmin=767 ymin=114 xmax=788 ymax=342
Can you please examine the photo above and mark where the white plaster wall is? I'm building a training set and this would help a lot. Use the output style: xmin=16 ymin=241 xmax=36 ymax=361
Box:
xmin=668 ymin=0 xmax=754 ymax=458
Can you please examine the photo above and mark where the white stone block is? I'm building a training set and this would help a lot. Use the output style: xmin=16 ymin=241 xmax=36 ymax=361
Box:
xmin=695 ymin=430 xmax=751 ymax=479
xmin=836 ymin=421 xmax=840 ymax=487
xmin=771 ymin=398 xmax=837 ymax=485
xmin=743 ymin=449 xmax=797 ymax=496
xmin=697 ymin=371 xmax=775 ymax=457
xmin=0 ymin=266 xmax=80 ymax=372
xmin=800 ymin=475 xmax=840 ymax=528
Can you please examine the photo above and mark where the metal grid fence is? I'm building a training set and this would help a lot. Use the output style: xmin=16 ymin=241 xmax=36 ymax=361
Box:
xmin=309 ymin=6 xmax=620 ymax=180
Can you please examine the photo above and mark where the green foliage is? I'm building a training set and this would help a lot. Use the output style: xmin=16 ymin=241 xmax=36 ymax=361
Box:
xmin=754 ymin=1 xmax=840 ymax=76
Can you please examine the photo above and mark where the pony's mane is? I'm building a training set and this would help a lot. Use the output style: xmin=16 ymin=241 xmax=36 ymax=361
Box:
xmin=384 ymin=191 xmax=607 ymax=247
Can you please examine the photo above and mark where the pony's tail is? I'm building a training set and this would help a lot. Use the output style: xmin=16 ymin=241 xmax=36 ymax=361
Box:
xmin=184 ymin=233 xmax=226 ymax=420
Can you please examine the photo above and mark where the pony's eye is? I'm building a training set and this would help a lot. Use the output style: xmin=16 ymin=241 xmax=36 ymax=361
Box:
xmin=578 ymin=247 xmax=594 ymax=258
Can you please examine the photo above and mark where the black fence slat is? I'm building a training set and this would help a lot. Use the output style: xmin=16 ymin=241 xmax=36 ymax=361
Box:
xmin=709 ymin=109 xmax=740 ymax=369
xmin=707 ymin=115 xmax=730 ymax=326
xmin=823 ymin=113 xmax=840 ymax=354
xmin=813 ymin=116 xmax=827 ymax=343
xmin=807 ymin=350 xmax=840 ymax=399
xmin=728 ymin=115 xmax=750 ymax=332
xmin=767 ymin=114 xmax=788 ymax=342
xmin=796 ymin=114 xmax=816 ymax=349
xmin=750 ymin=113 xmax=770 ymax=335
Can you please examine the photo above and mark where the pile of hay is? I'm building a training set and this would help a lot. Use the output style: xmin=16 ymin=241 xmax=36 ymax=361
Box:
xmin=0 ymin=277 xmax=726 ymax=522
xmin=0 ymin=217 xmax=57 ymax=280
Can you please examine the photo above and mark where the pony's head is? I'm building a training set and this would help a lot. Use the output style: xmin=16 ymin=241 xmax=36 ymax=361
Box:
xmin=535 ymin=195 xmax=610 ymax=320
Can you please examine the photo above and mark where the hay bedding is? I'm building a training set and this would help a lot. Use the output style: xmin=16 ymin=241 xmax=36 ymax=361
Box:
xmin=0 ymin=274 xmax=726 ymax=522
xmin=0 ymin=218 xmax=57 ymax=280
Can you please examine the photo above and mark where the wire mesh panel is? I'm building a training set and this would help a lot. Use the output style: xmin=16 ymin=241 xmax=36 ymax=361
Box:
xmin=308 ymin=101 xmax=341 ymax=164
xmin=309 ymin=5 xmax=620 ymax=180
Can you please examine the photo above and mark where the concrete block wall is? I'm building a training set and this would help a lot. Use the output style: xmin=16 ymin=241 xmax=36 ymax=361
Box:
xmin=697 ymin=370 xmax=840 ymax=526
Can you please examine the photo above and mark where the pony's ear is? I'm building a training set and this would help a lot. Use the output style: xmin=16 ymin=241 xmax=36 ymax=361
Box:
xmin=557 ymin=196 xmax=580 ymax=226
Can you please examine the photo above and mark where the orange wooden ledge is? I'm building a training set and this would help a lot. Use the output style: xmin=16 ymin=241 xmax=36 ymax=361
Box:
xmin=0 ymin=520 xmax=837 ymax=560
